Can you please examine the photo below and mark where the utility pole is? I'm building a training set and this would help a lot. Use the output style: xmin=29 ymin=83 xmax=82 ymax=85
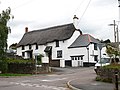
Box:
xmin=113 ymin=20 xmax=117 ymax=43
xmin=109 ymin=20 xmax=117 ymax=43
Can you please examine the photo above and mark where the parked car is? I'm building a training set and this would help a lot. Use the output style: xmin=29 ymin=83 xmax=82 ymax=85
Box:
xmin=94 ymin=58 xmax=110 ymax=73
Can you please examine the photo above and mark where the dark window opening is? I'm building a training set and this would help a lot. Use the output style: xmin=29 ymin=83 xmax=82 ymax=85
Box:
xmin=71 ymin=55 xmax=84 ymax=60
xmin=56 ymin=40 xmax=59 ymax=47
xmin=36 ymin=44 xmax=38 ymax=49
xmin=57 ymin=50 xmax=62 ymax=58
xmin=94 ymin=43 xmax=97 ymax=50
xmin=29 ymin=45 xmax=31 ymax=49
xmin=22 ymin=46 xmax=24 ymax=50
xmin=22 ymin=52 xmax=25 ymax=57
xmin=94 ymin=55 xmax=98 ymax=61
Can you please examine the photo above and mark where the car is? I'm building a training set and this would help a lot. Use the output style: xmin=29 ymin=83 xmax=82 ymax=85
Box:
xmin=94 ymin=58 xmax=110 ymax=73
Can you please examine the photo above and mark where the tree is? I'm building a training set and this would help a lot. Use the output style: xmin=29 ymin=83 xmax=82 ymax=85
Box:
xmin=0 ymin=7 xmax=13 ymax=58
xmin=106 ymin=45 xmax=120 ymax=64
xmin=0 ymin=7 xmax=13 ymax=73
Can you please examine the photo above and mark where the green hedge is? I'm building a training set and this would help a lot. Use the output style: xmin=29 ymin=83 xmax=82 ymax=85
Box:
xmin=0 ymin=58 xmax=36 ymax=74
xmin=96 ymin=64 xmax=120 ymax=83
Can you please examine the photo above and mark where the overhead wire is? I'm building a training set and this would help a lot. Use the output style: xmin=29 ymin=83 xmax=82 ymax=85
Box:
xmin=78 ymin=0 xmax=92 ymax=25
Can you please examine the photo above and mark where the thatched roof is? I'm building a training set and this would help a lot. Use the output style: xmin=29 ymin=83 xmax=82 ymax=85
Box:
xmin=69 ymin=34 xmax=100 ymax=48
xmin=17 ymin=23 xmax=76 ymax=47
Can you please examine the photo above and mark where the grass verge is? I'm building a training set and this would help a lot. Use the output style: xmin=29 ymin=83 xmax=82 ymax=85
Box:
xmin=0 ymin=73 xmax=32 ymax=77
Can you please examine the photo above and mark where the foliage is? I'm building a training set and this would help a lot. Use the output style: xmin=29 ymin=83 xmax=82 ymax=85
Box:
xmin=6 ymin=58 xmax=34 ymax=64
xmin=103 ymin=64 xmax=120 ymax=69
xmin=37 ymin=54 xmax=44 ymax=65
xmin=106 ymin=45 xmax=120 ymax=64
xmin=95 ymin=76 xmax=112 ymax=83
xmin=0 ymin=73 xmax=31 ymax=77
xmin=0 ymin=7 xmax=13 ymax=56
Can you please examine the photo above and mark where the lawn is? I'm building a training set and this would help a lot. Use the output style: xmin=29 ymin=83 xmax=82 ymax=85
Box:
xmin=0 ymin=73 xmax=32 ymax=77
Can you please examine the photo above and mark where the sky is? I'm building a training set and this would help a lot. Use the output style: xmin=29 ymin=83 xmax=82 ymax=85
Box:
xmin=0 ymin=0 xmax=119 ymax=47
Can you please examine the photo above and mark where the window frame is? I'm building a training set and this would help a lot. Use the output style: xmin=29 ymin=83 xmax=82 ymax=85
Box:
xmin=36 ymin=44 xmax=38 ymax=50
xmin=94 ymin=43 xmax=97 ymax=50
xmin=57 ymin=50 xmax=62 ymax=58
xmin=22 ymin=46 xmax=25 ymax=50
xmin=56 ymin=40 xmax=59 ymax=47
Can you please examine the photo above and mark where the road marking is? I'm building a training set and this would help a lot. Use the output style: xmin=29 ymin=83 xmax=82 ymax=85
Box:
xmin=10 ymin=82 xmax=68 ymax=90
xmin=41 ymin=78 xmax=66 ymax=82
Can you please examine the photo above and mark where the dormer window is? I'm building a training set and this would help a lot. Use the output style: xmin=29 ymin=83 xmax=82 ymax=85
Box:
xmin=56 ymin=40 xmax=59 ymax=47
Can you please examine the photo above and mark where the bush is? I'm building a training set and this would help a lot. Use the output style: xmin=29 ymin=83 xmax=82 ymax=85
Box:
xmin=96 ymin=64 xmax=120 ymax=83
xmin=0 ymin=58 xmax=8 ymax=73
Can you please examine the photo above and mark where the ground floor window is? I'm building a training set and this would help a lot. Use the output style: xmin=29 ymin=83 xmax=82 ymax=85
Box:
xmin=22 ymin=52 xmax=25 ymax=57
xmin=57 ymin=50 xmax=62 ymax=58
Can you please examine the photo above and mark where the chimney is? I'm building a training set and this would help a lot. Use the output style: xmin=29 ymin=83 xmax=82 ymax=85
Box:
xmin=73 ymin=15 xmax=79 ymax=29
xmin=25 ymin=27 xmax=28 ymax=33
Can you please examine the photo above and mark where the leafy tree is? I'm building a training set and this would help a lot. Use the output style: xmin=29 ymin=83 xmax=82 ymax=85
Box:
xmin=0 ymin=7 xmax=13 ymax=73
xmin=106 ymin=45 xmax=120 ymax=64
xmin=0 ymin=7 xmax=13 ymax=58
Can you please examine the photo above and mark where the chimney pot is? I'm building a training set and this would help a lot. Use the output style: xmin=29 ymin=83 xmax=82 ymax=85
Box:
xmin=73 ymin=15 xmax=79 ymax=29
xmin=25 ymin=27 xmax=28 ymax=33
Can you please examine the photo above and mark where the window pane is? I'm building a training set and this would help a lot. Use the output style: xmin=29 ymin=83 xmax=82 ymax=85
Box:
xmin=56 ymin=41 xmax=59 ymax=47
xmin=22 ymin=46 xmax=24 ymax=50
xmin=94 ymin=43 xmax=97 ymax=50
xmin=36 ymin=44 xmax=38 ymax=49
xmin=57 ymin=50 xmax=62 ymax=58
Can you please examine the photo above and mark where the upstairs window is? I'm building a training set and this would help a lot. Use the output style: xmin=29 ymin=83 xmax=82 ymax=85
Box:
xmin=22 ymin=46 xmax=24 ymax=50
xmin=57 ymin=50 xmax=62 ymax=58
xmin=94 ymin=43 xmax=97 ymax=50
xmin=56 ymin=40 xmax=59 ymax=47
xmin=29 ymin=45 xmax=31 ymax=49
xmin=36 ymin=44 xmax=38 ymax=49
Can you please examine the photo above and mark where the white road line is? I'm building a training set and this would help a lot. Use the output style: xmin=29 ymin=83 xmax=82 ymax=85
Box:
xmin=41 ymin=78 xmax=66 ymax=82
xmin=10 ymin=82 xmax=68 ymax=90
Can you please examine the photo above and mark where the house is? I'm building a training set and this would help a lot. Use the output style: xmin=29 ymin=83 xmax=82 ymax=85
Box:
xmin=17 ymin=16 xmax=100 ymax=67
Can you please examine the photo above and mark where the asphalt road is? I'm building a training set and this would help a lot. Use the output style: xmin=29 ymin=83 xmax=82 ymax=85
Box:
xmin=0 ymin=67 xmax=97 ymax=90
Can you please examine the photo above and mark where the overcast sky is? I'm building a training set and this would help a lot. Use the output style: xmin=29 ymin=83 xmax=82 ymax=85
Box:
xmin=0 ymin=0 xmax=119 ymax=46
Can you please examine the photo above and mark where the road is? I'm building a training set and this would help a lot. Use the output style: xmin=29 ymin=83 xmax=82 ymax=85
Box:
xmin=0 ymin=67 xmax=95 ymax=90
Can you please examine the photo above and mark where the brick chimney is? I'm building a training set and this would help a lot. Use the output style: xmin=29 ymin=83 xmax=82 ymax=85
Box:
xmin=73 ymin=15 xmax=79 ymax=29
xmin=25 ymin=27 xmax=28 ymax=33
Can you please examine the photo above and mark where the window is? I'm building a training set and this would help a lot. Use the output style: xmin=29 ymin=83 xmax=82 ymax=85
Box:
xmin=71 ymin=55 xmax=84 ymax=60
xmin=71 ymin=57 xmax=74 ymax=60
xmin=94 ymin=55 xmax=98 ymax=61
xmin=36 ymin=44 xmax=38 ymax=49
xmin=29 ymin=45 xmax=31 ymax=49
xmin=22 ymin=52 xmax=25 ymax=57
xmin=94 ymin=43 xmax=97 ymax=50
xmin=56 ymin=40 xmax=59 ymax=47
xmin=57 ymin=50 xmax=62 ymax=58
xmin=22 ymin=46 xmax=24 ymax=50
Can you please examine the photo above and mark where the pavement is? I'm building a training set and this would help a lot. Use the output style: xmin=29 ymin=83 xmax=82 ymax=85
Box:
xmin=67 ymin=79 xmax=119 ymax=90
xmin=67 ymin=74 xmax=119 ymax=90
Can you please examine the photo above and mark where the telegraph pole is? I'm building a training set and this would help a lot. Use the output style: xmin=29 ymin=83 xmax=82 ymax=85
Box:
xmin=113 ymin=20 xmax=117 ymax=43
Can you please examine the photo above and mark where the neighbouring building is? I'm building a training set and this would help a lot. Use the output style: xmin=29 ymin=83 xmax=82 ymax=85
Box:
xmin=17 ymin=15 xmax=101 ymax=67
